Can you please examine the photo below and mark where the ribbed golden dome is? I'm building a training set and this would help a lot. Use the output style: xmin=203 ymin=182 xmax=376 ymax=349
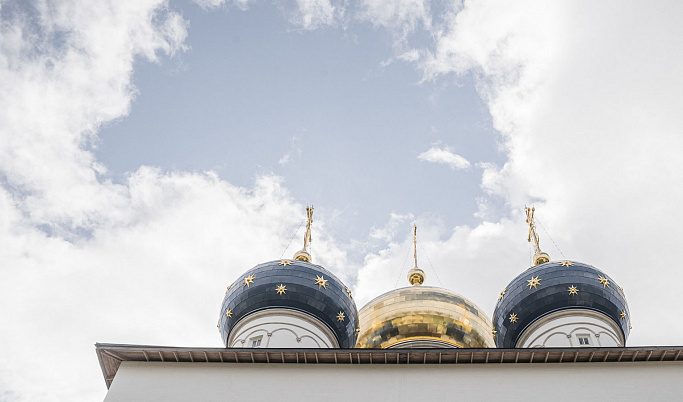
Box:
xmin=356 ymin=286 xmax=495 ymax=348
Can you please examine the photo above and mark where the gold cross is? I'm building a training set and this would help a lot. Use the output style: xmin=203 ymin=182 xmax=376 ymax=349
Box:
xmin=525 ymin=206 xmax=542 ymax=255
xmin=303 ymin=206 xmax=314 ymax=251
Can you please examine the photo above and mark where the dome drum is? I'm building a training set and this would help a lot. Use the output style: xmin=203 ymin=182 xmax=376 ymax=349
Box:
xmin=220 ymin=260 xmax=358 ymax=348
xmin=493 ymin=261 xmax=630 ymax=348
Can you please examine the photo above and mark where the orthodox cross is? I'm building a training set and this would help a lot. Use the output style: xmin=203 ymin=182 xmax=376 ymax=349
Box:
xmin=525 ymin=206 xmax=542 ymax=255
xmin=413 ymin=224 xmax=418 ymax=268
xmin=303 ymin=206 xmax=314 ymax=251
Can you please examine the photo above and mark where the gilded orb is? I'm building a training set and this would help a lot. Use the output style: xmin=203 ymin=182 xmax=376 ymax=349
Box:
xmin=407 ymin=267 xmax=425 ymax=286
xmin=293 ymin=249 xmax=311 ymax=262
xmin=532 ymin=251 xmax=551 ymax=266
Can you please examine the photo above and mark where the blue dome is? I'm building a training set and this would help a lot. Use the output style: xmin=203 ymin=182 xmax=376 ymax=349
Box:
xmin=219 ymin=259 xmax=358 ymax=348
xmin=493 ymin=260 xmax=630 ymax=348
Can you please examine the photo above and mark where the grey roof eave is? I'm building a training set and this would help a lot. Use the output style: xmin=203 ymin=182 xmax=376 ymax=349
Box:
xmin=95 ymin=343 xmax=683 ymax=390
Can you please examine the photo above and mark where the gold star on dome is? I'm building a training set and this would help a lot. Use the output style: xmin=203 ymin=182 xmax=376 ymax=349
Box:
xmin=526 ymin=276 xmax=541 ymax=289
xmin=226 ymin=309 xmax=232 ymax=318
xmin=620 ymin=310 xmax=626 ymax=320
xmin=278 ymin=260 xmax=292 ymax=266
xmin=492 ymin=329 xmax=497 ymax=339
xmin=225 ymin=284 xmax=231 ymax=294
xmin=243 ymin=274 xmax=255 ymax=287
xmin=509 ymin=313 xmax=518 ymax=323
xmin=560 ymin=261 xmax=574 ymax=267
xmin=568 ymin=285 xmax=579 ymax=296
xmin=275 ymin=284 xmax=287 ymax=295
xmin=499 ymin=288 xmax=507 ymax=301
xmin=314 ymin=275 xmax=328 ymax=289
xmin=598 ymin=275 xmax=610 ymax=288
xmin=336 ymin=311 xmax=345 ymax=322
xmin=345 ymin=287 xmax=353 ymax=299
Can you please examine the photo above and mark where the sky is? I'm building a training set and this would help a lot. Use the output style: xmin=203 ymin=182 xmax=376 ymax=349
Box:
xmin=1 ymin=0 xmax=683 ymax=400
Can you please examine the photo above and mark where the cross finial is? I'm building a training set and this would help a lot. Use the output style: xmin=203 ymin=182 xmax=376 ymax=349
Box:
xmin=525 ymin=206 xmax=540 ymax=254
xmin=303 ymin=205 xmax=314 ymax=251
xmin=294 ymin=206 xmax=314 ymax=262
xmin=525 ymin=206 xmax=550 ymax=265
xmin=407 ymin=224 xmax=425 ymax=286
xmin=413 ymin=224 xmax=418 ymax=268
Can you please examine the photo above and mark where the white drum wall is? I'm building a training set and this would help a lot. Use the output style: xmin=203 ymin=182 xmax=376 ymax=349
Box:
xmin=516 ymin=309 xmax=624 ymax=348
xmin=228 ymin=308 xmax=339 ymax=348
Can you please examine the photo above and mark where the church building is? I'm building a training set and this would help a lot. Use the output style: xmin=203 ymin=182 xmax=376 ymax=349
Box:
xmin=96 ymin=206 xmax=682 ymax=401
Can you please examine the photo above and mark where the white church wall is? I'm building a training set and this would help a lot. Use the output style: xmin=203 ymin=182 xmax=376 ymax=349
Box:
xmin=104 ymin=360 xmax=683 ymax=402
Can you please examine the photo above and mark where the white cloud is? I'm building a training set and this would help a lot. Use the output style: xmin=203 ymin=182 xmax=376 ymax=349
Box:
xmin=0 ymin=168 xmax=359 ymax=401
xmin=355 ymin=216 xmax=524 ymax=308
xmin=360 ymin=0 xmax=683 ymax=346
xmin=379 ymin=48 xmax=421 ymax=68
xmin=278 ymin=154 xmax=291 ymax=165
xmin=369 ymin=212 xmax=414 ymax=242
xmin=0 ymin=1 xmax=344 ymax=401
xmin=289 ymin=0 xmax=343 ymax=30
xmin=278 ymin=136 xmax=302 ymax=165
xmin=418 ymin=145 xmax=471 ymax=169
xmin=192 ymin=0 xmax=255 ymax=11
xmin=0 ymin=0 xmax=188 ymax=231
xmin=357 ymin=0 xmax=431 ymax=44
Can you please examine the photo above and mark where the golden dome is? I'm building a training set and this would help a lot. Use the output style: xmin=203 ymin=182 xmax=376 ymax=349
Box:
xmin=356 ymin=286 xmax=495 ymax=348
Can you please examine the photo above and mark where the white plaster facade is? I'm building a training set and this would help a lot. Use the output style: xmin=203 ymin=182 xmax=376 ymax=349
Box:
xmin=103 ymin=360 xmax=683 ymax=402
xmin=228 ymin=308 xmax=339 ymax=348
xmin=516 ymin=309 xmax=624 ymax=348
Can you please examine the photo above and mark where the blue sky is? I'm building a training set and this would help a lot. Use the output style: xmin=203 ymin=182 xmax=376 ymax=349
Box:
xmin=2 ymin=1 xmax=683 ymax=400
xmin=97 ymin=1 xmax=502 ymax=247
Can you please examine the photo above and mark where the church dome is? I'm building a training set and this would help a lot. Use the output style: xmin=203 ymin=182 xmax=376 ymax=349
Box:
xmin=218 ymin=206 xmax=358 ymax=349
xmin=219 ymin=259 xmax=359 ymax=348
xmin=493 ymin=260 xmax=630 ymax=348
xmin=356 ymin=286 xmax=495 ymax=348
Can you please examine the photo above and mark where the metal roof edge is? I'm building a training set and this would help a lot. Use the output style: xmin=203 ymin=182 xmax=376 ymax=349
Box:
xmin=95 ymin=343 xmax=683 ymax=390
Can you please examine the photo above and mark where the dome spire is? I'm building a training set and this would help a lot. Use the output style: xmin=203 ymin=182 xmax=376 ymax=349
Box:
xmin=525 ymin=206 xmax=550 ymax=266
xmin=293 ymin=206 xmax=314 ymax=263
xmin=414 ymin=224 xmax=418 ymax=268
xmin=407 ymin=224 xmax=426 ymax=286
